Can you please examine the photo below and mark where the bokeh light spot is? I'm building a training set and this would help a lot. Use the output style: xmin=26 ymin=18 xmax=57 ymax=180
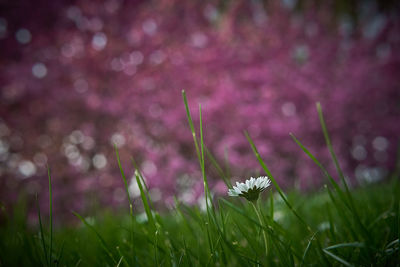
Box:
xmin=110 ymin=133 xmax=126 ymax=148
xmin=130 ymin=51 xmax=144 ymax=65
xmin=191 ymin=32 xmax=208 ymax=48
xmin=32 ymin=63 xmax=48 ymax=79
xmin=69 ymin=130 xmax=85 ymax=144
xmin=18 ymin=160 xmax=36 ymax=178
xmin=372 ymin=136 xmax=388 ymax=151
xmin=352 ymin=145 xmax=367 ymax=161
xmin=281 ymin=102 xmax=296 ymax=117
xmin=15 ymin=28 xmax=31 ymax=44
xmin=91 ymin=32 xmax=107 ymax=51
xmin=142 ymin=19 xmax=157 ymax=36
xmin=149 ymin=50 xmax=166 ymax=65
xmin=93 ymin=153 xmax=107 ymax=169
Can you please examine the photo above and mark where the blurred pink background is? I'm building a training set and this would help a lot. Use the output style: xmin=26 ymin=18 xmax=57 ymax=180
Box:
xmin=0 ymin=0 xmax=399 ymax=218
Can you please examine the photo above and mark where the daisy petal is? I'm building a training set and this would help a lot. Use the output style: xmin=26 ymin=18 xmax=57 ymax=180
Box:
xmin=228 ymin=189 xmax=239 ymax=196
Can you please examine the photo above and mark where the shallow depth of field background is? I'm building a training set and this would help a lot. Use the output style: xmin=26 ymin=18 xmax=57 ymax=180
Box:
xmin=0 ymin=0 xmax=399 ymax=220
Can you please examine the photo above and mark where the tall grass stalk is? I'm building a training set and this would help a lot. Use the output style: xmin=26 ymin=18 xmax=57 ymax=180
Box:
xmin=36 ymin=193 xmax=48 ymax=266
xmin=245 ymin=131 xmax=311 ymax=232
xmin=115 ymin=146 xmax=136 ymax=265
xmin=182 ymin=90 xmax=219 ymax=258
xmin=72 ymin=212 xmax=117 ymax=264
xmin=250 ymin=200 xmax=268 ymax=257
xmin=317 ymin=103 xmax=371 ymax=243
xmin=47 ymin=167 xmax=53 ymax=267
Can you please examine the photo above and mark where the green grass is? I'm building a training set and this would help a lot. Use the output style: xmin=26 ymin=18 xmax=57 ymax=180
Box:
xmin=0 ymin=92 xmax=399 ymax=266
xmin=1 ymin=181 xmax=398 ymax=266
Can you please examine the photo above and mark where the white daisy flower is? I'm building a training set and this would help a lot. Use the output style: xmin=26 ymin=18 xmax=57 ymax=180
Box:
xmin=228 ymin=176 xmax=271 ymax=202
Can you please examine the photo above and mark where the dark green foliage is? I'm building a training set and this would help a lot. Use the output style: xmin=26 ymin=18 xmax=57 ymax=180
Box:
xmin=0 ymin=182 xmax=399 ymax=266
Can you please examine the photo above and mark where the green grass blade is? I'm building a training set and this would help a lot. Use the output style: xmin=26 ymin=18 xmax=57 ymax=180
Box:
xmin=316 ymin=103 xmax=371 ymax=243
xmin=135 ymin=173 xmax=156 ymax=230
xmin=116 ymin=243 xmax=131 ymax=267
xmin=316 ymin=103 xmax=349 ymax=190
xmin=323 ymin=249 xmax=354 ymax=267
xmin=36 ymin=193 xmax=48 ymax=267
xmin=217 ymin=199 xmax=228 ymax=236
xmin=316 ymin=104 xmax=356 ymax=208
xmin=223 ymin=148 xmax=232 ymax=181
xmin=173 ymin=198 xmax=196 ymax=237
xmin=368 ymin=209 xmax=393 ymax=230
xmin=391 ymin=142 xmax=400 ymax=249
xmin=220 ymin=199 xmax=264 ymax=229
xmin=300 ymin=231 xmax=318 ymax=267
xmin=47 ymin=167 xmax=53 ymax=267
xmin=206 ymin=147 xmax=231 ymax=188
xmin=182 ymin=237 xmax=193 ymax=266
xmin=315 ymin=238 xmax=332 ymax=266
xmin=229 ymin=205 xmax=301 ymax=265
xmin=182 ymin=90 xmax=201 ymax=165
xmin=325 ymin=203 xmax=337 ymax=242
xmin=269 ymin=194 xmax=274 ymax=220
xmin=205 ymin=220 xmax=214 ymax=259
xmin=198 ymin=105 xmax=216 ymax=221
xmin=116 ymin=150 xmax=145 ymax=266
xmin=116 ymin=256 xmax=123 ymax=267
xmin=212 ymin=220 xmax=257 ymax=266
xmin=114 ymin=146 xmax=132 ymax=207
xmin=244 ymin=131 xmax=311 ymax=231
xmin=290 ymin=133 xmax=358 ymax=225
xmin=289 ymin=133 xmax=346 ymax=198
xmin=326 ymin=186 xmax=359 ymax=240
xmin=154 ymin=230 xmax=159 ymax=266
xmin=182 ymin=91 xmax=218 ymax=246
xmin=72 ymin=211 xmax=117 ymax=264
xmin=217 ymin=213 xmax=228 ymax=266
xmin=131 ymin=157 xmax=155 ymax=211
xmin=115 ymin=146 xmax=137 ymax=265
xmin=386 ymin=239 xmax=399 ymax=249
xmin=324 ymin=242 xmax=365 ymax=250
xmin=55 ymin=240 xmax=65 ymax=267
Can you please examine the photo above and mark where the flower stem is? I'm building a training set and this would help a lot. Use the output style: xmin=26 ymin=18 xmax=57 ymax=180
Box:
xmin=251 ymin=201 xmax=268 ymax=257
